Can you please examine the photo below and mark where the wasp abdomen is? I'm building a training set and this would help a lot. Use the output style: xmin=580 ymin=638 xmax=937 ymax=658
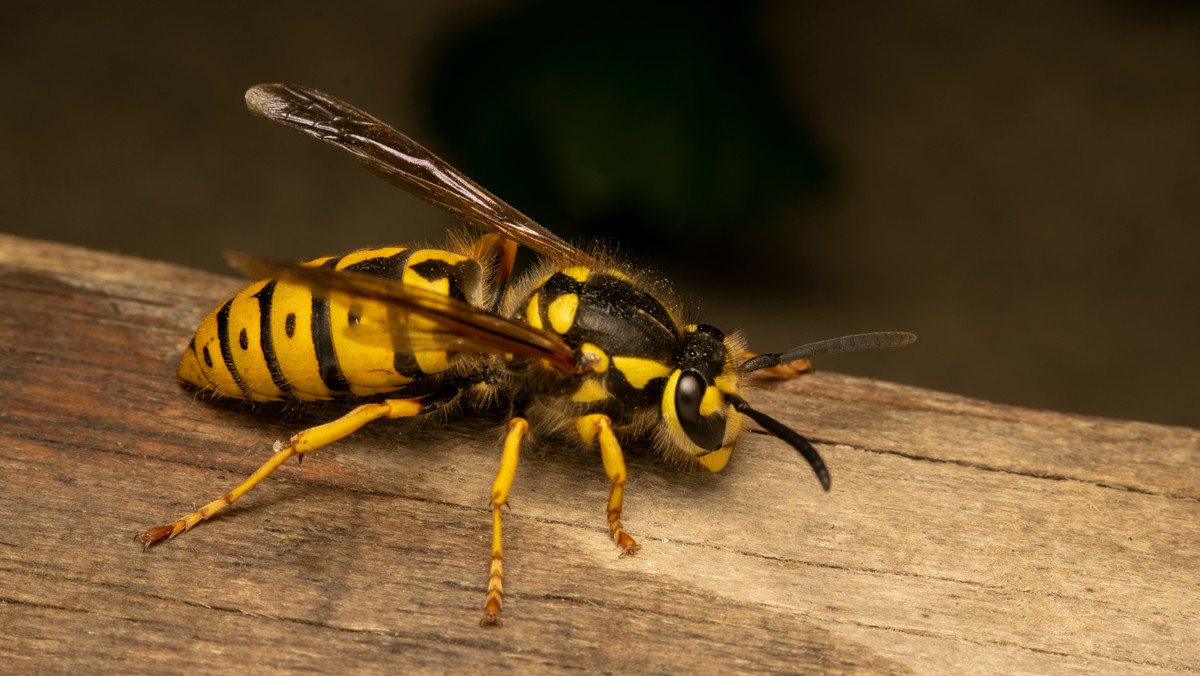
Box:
xmin=178 ymin=247 xmax=484 ymax=402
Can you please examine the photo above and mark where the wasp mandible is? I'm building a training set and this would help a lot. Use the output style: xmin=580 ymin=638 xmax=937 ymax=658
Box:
xmin=138 ymin=84 xmax=916 ymax=624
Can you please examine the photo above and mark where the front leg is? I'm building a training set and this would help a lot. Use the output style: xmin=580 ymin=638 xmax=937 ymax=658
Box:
xmin=575 ymin=413 xmax=639 ymax=555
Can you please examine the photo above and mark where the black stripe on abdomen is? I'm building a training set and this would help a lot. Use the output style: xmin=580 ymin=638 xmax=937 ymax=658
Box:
xmin=407 ymin=257 xmax=480 ymax=302
xmin=215 ymin=298 xmax=251 ymax=397
xmin=344 ymin=248 xmax=415 ymax=279
xmin=253 ymin=280 xmax=292 ymax=396
xmin=312 ymin=257 xmax=350 ymax=393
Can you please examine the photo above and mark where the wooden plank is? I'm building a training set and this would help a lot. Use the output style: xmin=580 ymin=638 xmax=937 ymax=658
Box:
xmin=1 ymin=233 xmax=1196 ymax=674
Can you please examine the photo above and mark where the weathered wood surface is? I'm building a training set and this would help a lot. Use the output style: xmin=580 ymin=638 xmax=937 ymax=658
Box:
xmin=1 ymin=233 xmax=1197 ymax=674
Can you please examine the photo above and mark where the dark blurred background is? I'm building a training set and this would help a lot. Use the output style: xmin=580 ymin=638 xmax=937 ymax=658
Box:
xmin=3 ymin=2 xmax=1197 ymax=428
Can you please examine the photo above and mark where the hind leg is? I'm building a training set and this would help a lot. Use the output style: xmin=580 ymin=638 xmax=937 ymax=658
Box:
xmin=138 ymin=390 xmax=453 ymax=548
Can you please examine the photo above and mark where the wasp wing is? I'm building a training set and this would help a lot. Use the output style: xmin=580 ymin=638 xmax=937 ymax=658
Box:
xmin=244 ymin=83 xmax=594 ymax=268
xmin=226 ymin=251 xmax=580 ymax=374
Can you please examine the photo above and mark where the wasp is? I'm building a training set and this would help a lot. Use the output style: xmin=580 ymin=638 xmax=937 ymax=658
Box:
xmin=138 ymin=84 xmax=916 ymax=624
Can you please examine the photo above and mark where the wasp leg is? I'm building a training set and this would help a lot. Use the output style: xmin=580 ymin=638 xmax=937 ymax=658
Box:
xmin=482 ymin=416 xmax=528 ymax=626
xmin=575 ymin=414 xmax=640 ymax=556
xmin=742 ymin=350 xmax=813 ymax=380
xmin=137 ymin=390 xmax=450 ymax=549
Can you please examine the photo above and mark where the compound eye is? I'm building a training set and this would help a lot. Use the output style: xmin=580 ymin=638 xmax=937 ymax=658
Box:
xmin=674 ymin=370 xmax=725 ymax=451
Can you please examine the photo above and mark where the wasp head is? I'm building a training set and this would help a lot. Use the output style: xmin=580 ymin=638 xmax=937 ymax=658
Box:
xmin=658 ymin=324 xmax=746 ymax=473
xmin=658 ymin=327 xmax=916 ymax=490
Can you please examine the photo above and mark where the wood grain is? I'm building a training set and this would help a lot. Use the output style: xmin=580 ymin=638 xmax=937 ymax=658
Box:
xmin=1 ymin=233 xmax=1196 ymax=674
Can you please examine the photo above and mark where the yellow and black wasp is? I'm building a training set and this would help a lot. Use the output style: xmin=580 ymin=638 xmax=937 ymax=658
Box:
xmin=138 ymin=84 xmax=916 ymax=624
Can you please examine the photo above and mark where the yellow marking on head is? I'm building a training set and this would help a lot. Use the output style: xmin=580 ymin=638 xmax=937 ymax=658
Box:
xmin=612 ymin=356 xmax=672 ymax=389
xmin=580 ymin=343 xmax=609 ymax=372
xmin=695 ymin=445 xmax=733 ymax=472
xmin=562 ymin=266 xmax=590 ymax=283
xmin=662 ymin=370 xmax=681 ymax=413
xmin=570 ymin=379 xmax=608 ymax=403
xmin=525 ymin=293 xmax=543 ymax=329
xmin=547 ymin=293 xmax=579 ymax=334
xmin=698 ymin=386 xmax=723 ymax=417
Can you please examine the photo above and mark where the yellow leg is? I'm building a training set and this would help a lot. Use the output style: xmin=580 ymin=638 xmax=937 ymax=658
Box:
xmin=137 ymin=396 xmax=428 ymax=548
xmin=575 ymin=414 xmax=639 ymax=556
xmin=482 ymin=417 xmax=528 ymax=626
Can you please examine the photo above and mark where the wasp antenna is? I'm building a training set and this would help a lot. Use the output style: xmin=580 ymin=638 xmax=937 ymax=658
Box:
xmin=726 ymin=394 xmax=831 ymax=491
xmin=741 ymin=331 xmax=916 ymax=373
